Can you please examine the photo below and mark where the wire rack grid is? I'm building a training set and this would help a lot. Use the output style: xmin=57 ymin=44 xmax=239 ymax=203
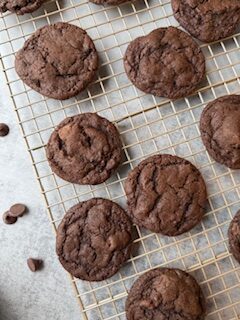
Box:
xmin=1 ymin=0 xmax=240 ymax=319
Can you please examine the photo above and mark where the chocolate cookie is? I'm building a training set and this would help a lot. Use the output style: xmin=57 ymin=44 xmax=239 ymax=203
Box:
xmin=200 ymin=95 xmax=240 ymax=169
xmin=0 ymin=0 xmax=42 ymax=14
xmin=46 ymin=113 xmax=123 ymax=185
xmin=56 ymin=198 xmax=132 ymax=281
xmin=90 ymin=0 xmax=127 ymax=5
xmin=228 ymin=210 xmax=240 ymax=264
xmin=125 ymin=154 xmax=207 ymax=236
xmin=15 ymin=22 xmax=98 ymax=100
xmin=126 ymin=268 xmax=205 ymax=320
xmin=172 ymin=0 xmax=240 ymax=43
xmin=124 ymin=26 xmax=205 ymax=100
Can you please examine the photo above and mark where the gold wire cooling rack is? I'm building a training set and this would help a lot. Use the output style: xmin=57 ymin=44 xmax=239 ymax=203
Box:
xmin=1 ymin=0 xmax=240 ymax=319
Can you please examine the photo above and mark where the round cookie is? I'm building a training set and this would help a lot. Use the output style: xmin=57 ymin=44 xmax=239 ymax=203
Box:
xmin=90 ymin=0 xmax=128 ymax=5
xmin=15 ymin=22 xmax=98 ymax=100
xmin=124 ymin=26 xmax=205 ymax=100
xmin=126 ymin=268 xmax=205 ymax=320
xmin=0 ymin=0 xmax=42 ymax=14
xmin=46 ymin=113 xmax=123 ymax=185
xmin=172 ymin=0 xmax=240 ymax=43
xmin=200 ymin=95 xmax=240 ymax=169
xmin=124 ymin=154 xmax=207 ymax=236
xmin=56 ymin=198 xmax=132 ymax=281
xmin=228 ymin=210 xmax=240 ymax=264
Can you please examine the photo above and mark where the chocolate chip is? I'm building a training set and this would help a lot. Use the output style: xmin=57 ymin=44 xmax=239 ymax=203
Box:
xmin=0 ymin=123 xmax=9 ymax=137
xmin=2 ymin=211 xmax=17 ymax=225
xmin=27 ymin=258 xmax=43 ymax=272
xmin=9 ymin=203 xmax=27 ymax=217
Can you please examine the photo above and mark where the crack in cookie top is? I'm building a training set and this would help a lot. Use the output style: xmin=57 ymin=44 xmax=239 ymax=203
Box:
xmin=56 ymin=198 xmax=132 ymax=281
xmin=125 ymin=154 xmax=207 ymax=236
xmin=126 ymin=268 xmax=206 ymax=320
xmin=172 ymin=0 xmax=240 ymax=42
xmin=124 ymin=26 xmax=205 ymax=99
xmin=46 ymin=113 xmax=123 ymax=185
xmin=15 ymin=22 xmax=98 ymax=100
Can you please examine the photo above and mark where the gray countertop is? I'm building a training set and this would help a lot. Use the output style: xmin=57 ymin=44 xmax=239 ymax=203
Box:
xmin=0 ymin=72 xmax=81 ymax=320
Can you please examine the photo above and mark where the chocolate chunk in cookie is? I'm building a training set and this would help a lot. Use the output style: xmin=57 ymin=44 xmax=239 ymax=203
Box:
xmin=46 ymin=113 xmax=123 ymax=185
xmin=124 ymin=26 xmax=205 ymax=100
xmin=15 ymin=22 xmax=98 ymax=100
xmin=228 ymin=210 xmax=240 ymax=264
xmin=200 ymin=95 xmax=240 ymax=169
xmin=172 ymin=0 xmax=240 ymax=43
xmin=56 ymin=198 xmax=132 ymax=281
xmin=126 ymin=268 xmax=205 ymax=320
xmin=0 ymin=0 xmax=42 ymax=15
xmin=125 ymin=154 xmax=207 ymax=236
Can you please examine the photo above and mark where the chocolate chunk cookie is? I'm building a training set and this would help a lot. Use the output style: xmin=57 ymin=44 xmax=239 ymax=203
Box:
xmin=124 ymin=26 xmax=205 ymax=100
xmin=90 ymin=0 xmax=127 ymax=5
xmin=125 ymin=154 xmax=207 ymax=236
xmin=200 ymin=95 xmax=240 ymax=169
xmin=172 ymin=0 xmax=240 ymax=43
xmin=126 ymin=268 xmax=205 ymax=320
xmin=0 ymin=0 xmax=42 ymax=15
xmin=56 ymin=198 xmax=132 ymax=281
xmin=15 ymin=22 xmax=98 ymax=100
xmin=228 ymin=210 xmax=240 ymax=264
xmin=46 ymin=113 xmax=123 ymax=185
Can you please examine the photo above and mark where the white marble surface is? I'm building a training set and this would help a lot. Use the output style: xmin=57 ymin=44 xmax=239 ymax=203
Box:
xmin=0 ymin=73 xmax=81 ymax=319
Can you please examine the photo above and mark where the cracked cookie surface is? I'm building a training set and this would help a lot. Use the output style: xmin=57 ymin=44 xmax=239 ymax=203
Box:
xmin=228 ymin=210 xmax=240 ymax=264
xmin=200 ymin=95 xmax=240 ymax=169
xmin=126 ymin=268 xmax=205 ymax=320
xmin=125 ymin=154 xmax=207 ymax=236
xmin=56 ymin=198 xmax=132 ymax=281
xmin=124 ymin=26 xmax=205 ymax=100
xmin=0 ymin=0 xmax=43 ymax=14
xmin=46 ymin=113 xmax=123 ymax=185
xmin=172 ymin=0 xmax=240 ymax=43
xmin=15 ymin=22 xmax=98 ymax=100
